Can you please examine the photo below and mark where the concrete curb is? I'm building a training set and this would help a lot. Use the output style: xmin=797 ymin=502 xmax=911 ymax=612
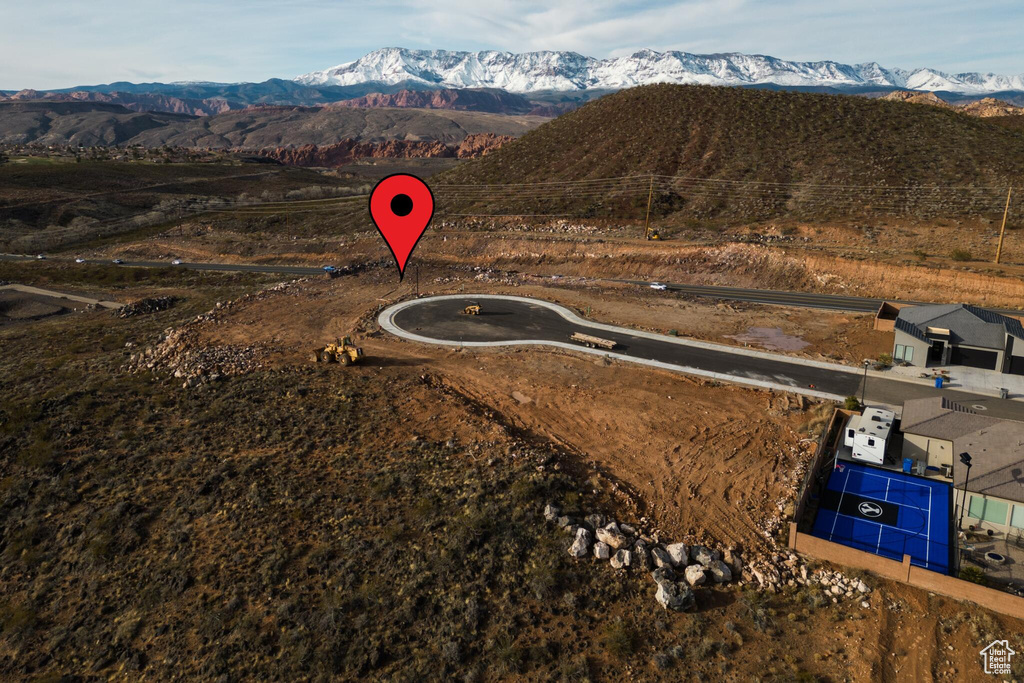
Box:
xmin=378 ymin=294 xmax=848 ymax=403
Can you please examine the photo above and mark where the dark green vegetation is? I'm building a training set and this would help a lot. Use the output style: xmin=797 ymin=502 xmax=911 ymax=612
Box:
xmin=0 ymin=160 xmax=365 ymax=252
xmin=438 ymin=84 xmax=1024 ymax=221
xmin=0 ymin=101 xmax=543 ymax=148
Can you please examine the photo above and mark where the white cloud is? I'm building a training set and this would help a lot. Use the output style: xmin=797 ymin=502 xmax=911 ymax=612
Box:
xmin=0 ymin=0 xmax=1021 ymax=89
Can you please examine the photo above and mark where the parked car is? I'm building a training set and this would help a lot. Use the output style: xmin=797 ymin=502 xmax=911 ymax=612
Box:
xmin=322 ymin=265 xmax=336 ymax=273
xmin=650 ymin=282 xmax=668 ymax=291
xmin=36 ymin=254 xmax=46 ymax=260
xmin=112 ymin=259 xmax=124 ymax=265
xmin=171 ymin=259 xmax=183 ymax=265
xmin=75 ymin=258 xmax=85 ymax=263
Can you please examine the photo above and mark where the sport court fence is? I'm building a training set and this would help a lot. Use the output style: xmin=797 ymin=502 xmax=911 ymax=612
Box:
xmin=787 ymin=410 xmax=1024 ymax=619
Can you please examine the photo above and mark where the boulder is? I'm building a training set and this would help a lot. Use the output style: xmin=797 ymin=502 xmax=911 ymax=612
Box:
xmin=595 ymin=527 xmax=629 ymax=550
xmin=568 ymin=528 xmax=592 ymax=558
xmin=543 ymin=504 xmax=560 ymax=522
xmin=620 ymin=523 xmax=636 ymax=535
xmin=655 ymin=581 xmax=696 ymax=612
xmin=633 ymin=540 xmax=653 ymax=570
xmin=856 ymin=580 xmax=871 ymax=594
xmin=557 ymin=515 xmax=573 ymax=529
xmin=665 ymin=542 xmax=689 ymax=567
xmin=651 ymin=566 xmax=676 ymax=586
xmin=593 ymin=541 xmax=611 ymax=560
xmin=684 ymin=564 xmax=707 ymax=586
xmin=723 ymin=548 xmax=743 ymax=574
xmin=610 ymin=549 xmax=632 ymax=570
xmin=651 ymin=546 xmax=673 ymax=568
xmin=691 ymin=546 xmax=716 ymax=567
xmin=707 ymin=560 xmax=733 ymax=583
xmin=603 ymin=521 xmax=621 ymax=534
xmin=585 ymin=514 xmax=604 ymax=530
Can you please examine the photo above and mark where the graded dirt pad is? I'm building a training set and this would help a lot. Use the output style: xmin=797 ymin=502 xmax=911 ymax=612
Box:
xmin=0 ymin=290 xmax=72 ymax=325
xmin=189 ymin=275 xmax=819 ymax=553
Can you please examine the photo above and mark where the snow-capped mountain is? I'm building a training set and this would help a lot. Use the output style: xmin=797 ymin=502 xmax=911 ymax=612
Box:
xmin=296 ymin=48 xmax=1024 ymax=95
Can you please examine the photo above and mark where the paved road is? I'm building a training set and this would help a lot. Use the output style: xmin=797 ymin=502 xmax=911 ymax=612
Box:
xmin=613 ymin=279 xmax=891 ymax=312
xmin=386 ymin=295 xmax=1024 ymax=421
xmin=6 ymin=252 xmax=1021 ymax=315
xmin=1 ymin=253 xmax=324 ymax=276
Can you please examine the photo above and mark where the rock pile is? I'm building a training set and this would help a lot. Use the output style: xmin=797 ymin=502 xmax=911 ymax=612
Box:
xmin=547 ymin=504 xmax=875 ymax=612
xmin=545 ymin=504 xmax=742 ymax=612
xmin=117 ymin=296 xmax=178 ymax=318
xmin=124 ymin=280 xmax=302 ymax=388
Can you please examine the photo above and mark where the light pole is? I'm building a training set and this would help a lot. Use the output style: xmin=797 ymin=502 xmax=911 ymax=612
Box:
xmin=957 ymin=451 xmax=973 ymax=533
xmin=955 ymin=451 xmax=973 ymax=575
xmin=860 ymin=359 xmax=871 ymax=407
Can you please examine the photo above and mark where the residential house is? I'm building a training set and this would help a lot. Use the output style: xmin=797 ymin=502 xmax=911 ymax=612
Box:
xmin=954 ymin=419 xmax=1024 ymax=538
xmin=892 ymin=304 xmax=1024 ymax=374
xmin=900 ymin=397 xmax=996 ymax=476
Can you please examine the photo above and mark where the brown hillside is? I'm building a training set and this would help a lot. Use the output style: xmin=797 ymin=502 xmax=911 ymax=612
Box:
xmin=438 ymin=84 xmax=1024 ymax=220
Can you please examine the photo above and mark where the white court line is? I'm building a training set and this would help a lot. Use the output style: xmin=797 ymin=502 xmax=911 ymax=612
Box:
xmin=829 ymin=468 xmax=851 ymax=542
xmin=824 ymin=510 xmax=946 ymax=570
xmin=876 ymin=525 xmax=884 ymax=554
xmin=927 ymin=488 xmax=932 ymax=566
xmin=830 ymin=467 xmax=933 ymax=538
xmin=884 ymin=478 xmax=890 ymax=502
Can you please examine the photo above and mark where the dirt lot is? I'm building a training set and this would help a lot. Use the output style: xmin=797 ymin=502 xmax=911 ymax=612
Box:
xmin=163 ymin=274 xmax=845 ymax=555
xmin=0 ymin=290 xmax=74 ymax=326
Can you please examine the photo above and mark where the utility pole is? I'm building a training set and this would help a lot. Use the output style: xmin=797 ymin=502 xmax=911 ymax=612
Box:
xmin=995 ymin=186 xmax=1012 ymax=264
xmin=643 ymin=175 xmax=655 ymax=240
xmin=860 ymin=359 xmax=870 ymax=407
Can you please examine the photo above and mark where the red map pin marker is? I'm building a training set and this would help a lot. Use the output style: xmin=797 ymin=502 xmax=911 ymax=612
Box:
xmin=369 ymin=173 xmax=434 ymax=280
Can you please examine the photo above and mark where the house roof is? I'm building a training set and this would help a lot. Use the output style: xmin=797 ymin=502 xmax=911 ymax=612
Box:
xmin=954 ymin=420 xmax=1024 ymax=503
xmin=901 ymin=397 xmax=997 ymax=441
xmin=896 ymin=303 xmax=1024 ymax=350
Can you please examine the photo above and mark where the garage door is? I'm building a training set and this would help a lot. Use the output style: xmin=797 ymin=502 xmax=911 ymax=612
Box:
xmin=1010 ymin=356 xmax=1024 ymax=376
xmin=951 ymin=346 xmax=998 ymax=370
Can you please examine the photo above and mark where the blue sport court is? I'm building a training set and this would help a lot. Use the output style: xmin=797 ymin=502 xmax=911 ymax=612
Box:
xmin=810 ymin=461 xmax=953 ymax=574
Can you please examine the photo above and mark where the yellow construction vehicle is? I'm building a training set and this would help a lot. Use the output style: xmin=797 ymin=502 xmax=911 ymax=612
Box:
xmin=461 ymin=304 xmax=481 ymax=315
xmin=647 ymin=229 xmax=662 ymax=240
xmin=312 ymin=336 xmax=363 ymax=365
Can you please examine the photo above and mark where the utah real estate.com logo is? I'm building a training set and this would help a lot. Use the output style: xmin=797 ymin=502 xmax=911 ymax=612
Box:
xmin=981 ymin=640 xmax=1016 ymax=676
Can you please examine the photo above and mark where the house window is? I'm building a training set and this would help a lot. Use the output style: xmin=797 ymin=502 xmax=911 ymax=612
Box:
xmin=848 ymin=429 xmax=854 ymax=439
xmin=867 ymin=438 xmax=875 ymax=447
xmin=904 ymin=346 xmax=913 ymax=362
xmin=894 ymin=344 xmax=905 ymax=361
xmin=1011 ymin=505 xmax=1024 ymax=530
xmin=968 ymin=495 xmax=1008 ymax=525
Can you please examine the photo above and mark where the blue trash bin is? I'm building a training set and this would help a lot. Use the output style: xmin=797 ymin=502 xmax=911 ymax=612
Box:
xmin=903 ymin=458 xmax=913 ymax=474
xmin=934 ymin=376 xmax=944 ymax=388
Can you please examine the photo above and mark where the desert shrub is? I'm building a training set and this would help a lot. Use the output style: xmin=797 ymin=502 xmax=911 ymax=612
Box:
xmin=950 ymin=248 xmax=973 ymax=262
xmin=843 ymin=396 xmax=861 ymax=411
xmin=958 ymin=565 xmax=987 ymax=586
xmin=602 ymin=621 xmax=641 ymax=659
xmin=490 ymin=634 xmax=525 ymax=675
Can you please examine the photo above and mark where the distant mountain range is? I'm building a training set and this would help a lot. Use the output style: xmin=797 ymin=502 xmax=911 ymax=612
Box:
xmin=298 ymin=48 xmax=1024 ymax=95
xmin=2 ymin=48 xmax=1023 ymax=124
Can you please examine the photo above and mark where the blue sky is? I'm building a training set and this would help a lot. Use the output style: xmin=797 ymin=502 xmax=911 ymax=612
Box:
xmin=2 ymin=0 xmax=1022 ymax=89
